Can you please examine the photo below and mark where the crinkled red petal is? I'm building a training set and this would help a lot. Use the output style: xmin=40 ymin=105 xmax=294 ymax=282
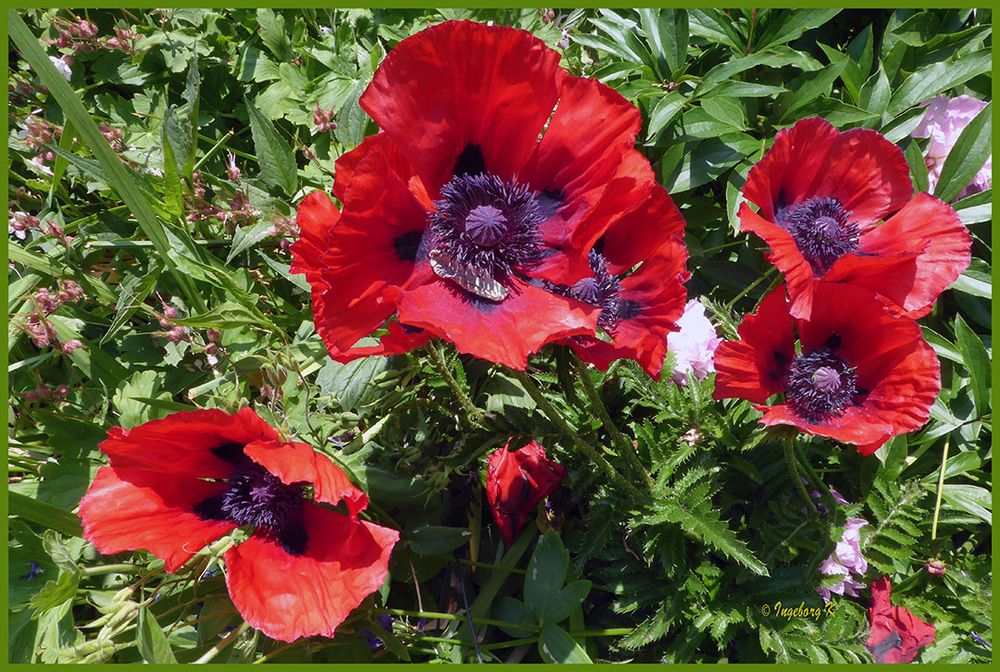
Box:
xmin=360 ymin=20 xmax=565 ymax=191
xmin=396 ymin=277 xmax=599 ymax=369
xmin=99 ymin=407 xmax=279 ymax=479
xmin=738 ymin=203 xmax=817 ymax=319
xmin=713 ymin=284 xmax=796 ymax=404
xmin=224 ymin=504 xmax=398 ymax=642
xmin=486 ymin=440 xmax=565 ymax=547
xmin=856 ymin=192 xmax=972 ymax=316
xmin=243 ymin=440 xmax=368 ymax=517
xmin=79 ymin=466 xmax=235 ymax=573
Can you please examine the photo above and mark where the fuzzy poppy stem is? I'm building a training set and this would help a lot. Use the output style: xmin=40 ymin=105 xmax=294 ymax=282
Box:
xmin=931 ymin=437 xmax=950 ymax=541
xmin=426 ymin=341 xmax=485 ymax=427
xmin=194 ymin=622 xmax=248 ymax=664
xmin=573 ymin=355 xmax=653 ymax=490
xmin=509 ymin=368 xmax=644 ymax=499
xmin=784 ymin=438 xmax=816 ymax=516
xmin=794 ymin=441 xmax=832 ymax=499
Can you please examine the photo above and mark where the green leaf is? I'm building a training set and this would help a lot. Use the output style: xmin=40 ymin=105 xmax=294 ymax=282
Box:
xmin=538 ymin=624 xmax=592 ymax=664
xmin=101 ymin=261 xmax=164 ymax=345
xmin=137 ymin=607 xmax=178 ymax=664
xmin=642 ymin=498 xmax=769 ymax=576
xmin=257 ymin=9 xmax=292 ymax=61
xmin=901 ymin=138 xmax=930 ymax=193
xmin=646 ymin=92 xmax=685 ymax=140
xmin=407 ymin=525 xmax=471 ymax=556
xmin=778 ymin=58 xmax=847 ymax=121
xmin=886 ymin=49 xmax=991 ymax=117
xmin=316 ymin=353 xmax=391 ymax=411
xmin=953 ymin=314 xmax=991 ymax=415
xmin=228 ymin=220 xmax=276 ymax=262
xmin=173 ymin=301 xmax=267 ymax=329
xmin=113 ymin=370 xmax=170 ymax=429
xmin=493 ymin=597 xmax=538 ymax=638
xmin=246 ymin=97 xmax=298 ymax=196
xmin=639 ymin=9 xmax=688 ymax=78
xmin=524 ymin=532 xmax=569 ymax=622
xmin=940 ymin=484 xmax=991 ymax=524
xmin=934 ymin=102 xmax=991 ymax=203
xmin=9 ymin=492 xmax=83 ymax=537
xmin=755 ymin=10 xmax=841 ymax=51
xmin=688 ymin=9 xmax=745 ymax=52
xmin=858 ymin=65 xmax=890 ymax=116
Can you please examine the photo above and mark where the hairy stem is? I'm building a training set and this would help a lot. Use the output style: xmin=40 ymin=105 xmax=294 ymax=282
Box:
xmin=573 ymin=355 xmax=653 ymax=489
xmin=426 ymin=341 xmax=485 ymax=427
xmin=509 ymin=368 xmax=644 ymax=499
xmin=931 ymin=437 xmax=950 ymax=541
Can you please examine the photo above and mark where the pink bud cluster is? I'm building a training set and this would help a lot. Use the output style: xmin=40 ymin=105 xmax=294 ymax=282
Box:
xmin=22 ymin=383 xmax=71 ymax=402
xmin=20 ymin=279 xmax=86 ymax=349
xmin=157 ymin=303 xmax=190 ymax=344
xmin=313 ymin=106 xmax=337 ymax=133
xmin=8 ymin=211 xmax=70 ymax=245
xmin=50 ymin=17 xmax=136 ymax=54
xmin=186 ymin=171 xmax=260 ymax=227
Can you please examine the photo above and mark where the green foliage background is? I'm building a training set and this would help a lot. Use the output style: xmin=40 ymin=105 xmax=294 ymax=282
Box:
xmin=7 ymin=7 xmax=993 ymax=664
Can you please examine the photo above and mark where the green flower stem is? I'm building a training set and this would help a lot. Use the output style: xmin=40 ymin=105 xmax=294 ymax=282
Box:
xmin=194 ymin=622 xmax=248 ymax=664
xmin=793 ymin=441 xmax=831 ymax=499
xmin=426 ymin=341 xmax=485 ymax=427
xmin=382 ymin=609 xmax=526 ymax=632
xmin=784 ymin=439 xmax=816 ymax=515
xmin=931 ymin=437 xmax=950 ymax=541
xmin=80 ymin=563 xmax=145 ymax=577
xmin=573 ymin=355 xmax=653 ymax=490
xmin=725 ymin=265 xmax=778 ymax=311
xmin=509 ymin=368 xmax=644 ymax=499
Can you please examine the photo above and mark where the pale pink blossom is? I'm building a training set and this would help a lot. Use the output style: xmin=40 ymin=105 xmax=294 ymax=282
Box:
xmin=817 ymin=518 xmax=869 ymax=602
xmin=49 ymin=55 xmax=72 ymax=81
xmin=667 ymin=299 xmax=721 ymax=385
xmin=912 ymin=95 xmax=991 ymax=199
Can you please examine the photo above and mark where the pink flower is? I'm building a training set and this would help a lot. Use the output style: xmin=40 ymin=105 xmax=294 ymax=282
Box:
xmin=58 ymin=279 xmax=85 ymax=303
xmin=49 ymin=55 xmax=72 ymax=81
xmin=817 ymin=518 xmax=869 ymax=602
xmin=61 ymin=339 xmax=83 ymax=354
xmin=912 ymin=95 xmax=991 ymax=199
xmin=666 ymin=299 xmax=721 ymax=385
xmin=226 ymin=151 xmax=241 ymax=182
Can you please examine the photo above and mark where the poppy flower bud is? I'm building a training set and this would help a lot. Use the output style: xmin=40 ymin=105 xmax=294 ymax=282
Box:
xmin=485 ymin=440 xmax=566 ymax=546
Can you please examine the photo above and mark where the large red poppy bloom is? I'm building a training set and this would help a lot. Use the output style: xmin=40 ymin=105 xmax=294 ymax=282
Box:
xmin=712 ymin=283 xmax=940 ymax=455
xmin=866 ymin=577 xmax=936 ymax=663
xmin=486 ymin=440 xmax=566 ymax=546
xmin=78 ymin=409 xmax=398 ymax=642
xmin=292 ymin=20 xmax=687 ymax=370
xmin=739 ymin=117 xmax=971 ymax=319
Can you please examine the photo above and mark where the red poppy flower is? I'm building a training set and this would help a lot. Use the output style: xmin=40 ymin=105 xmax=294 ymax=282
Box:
xmin=78 ymin=409 xmax=398 ymax=642
xmin=740 ymin=117 xmax=971 ymax=319
xmin=293 ymin=20 xmax=687 ymax=369
xmin=713 ymin=283 xmax=940 ymax=455
xmin=486 ymin=440 xmax=566 ymax=546
xmin=866 ymin=577 xmax=936 ymax=663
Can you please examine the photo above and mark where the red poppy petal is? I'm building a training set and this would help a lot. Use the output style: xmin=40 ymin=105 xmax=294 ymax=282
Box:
xmin=738 ymin=204 xmax=818 ymax=319
xmin=326 ymin=320 xmax=434 ymax=364
xmin=99 ymin=408 xmax=279 ymax=479
xmin=243 ymin=440 xmax=368 ymax=517
xmin=867 ymin=577 xmax=936 ymax=664
xmin=522 ymin=77 xmax=641 ymax=260
xmin=224 ymin=504 xmax=398 ymax=642
xmin=812 ymin=128 xmax=913 ymax=225
xmin=602 ymin=182 xmax=687 ymax=276
xmin=290 ymin=191 xmax=340 ymax=281
xmin=361 ymin=20 xmax=564 ymax=190
xmin=743 ymin=117 xmax=840 ymax=220
xmin=713 ymin=285 xmax=795 ymax=403
xmin=533 ymin=151 xmax=654 ymax=284
xmin=306 ymin=147 xmax=429 ymax=355
xmin=857 ymin=192 xmax=972 ymax=315
xmin=567 ymin=337 xmax=630 ymax=372
xmin=742 ymin=118 xmax=912 ymax=224
xmin=757 ymin=403 xmax=896 ymax=452
xmin=331 ymin=133 xmax=417 ymax=203
xmin=396 ymin=278 xmax=600 ymax=369
xmin=821 ymin=252 xmax=921 ymax=313
xmin=79 ymin=467 xmax=235 ymax=573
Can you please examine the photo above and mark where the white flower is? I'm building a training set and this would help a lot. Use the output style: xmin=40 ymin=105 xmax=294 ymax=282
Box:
xmin=49 ymin=55 xmax=72 ymax=81
xmin=666 ymin=299 xmax=721 ymax=385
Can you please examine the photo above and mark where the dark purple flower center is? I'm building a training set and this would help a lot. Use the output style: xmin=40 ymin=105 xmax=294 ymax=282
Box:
xmin=195 ymin=444 xmax=308 ymax=555
xmin=549 ymin=251 xmax=637 ymax=332
xmin=428 ymin=172 xmax=545 ymax=301
xmin=775 ymin=196 xmax=859 ymax=276
xmin=785 ymin=346 xmax=859 ymax=423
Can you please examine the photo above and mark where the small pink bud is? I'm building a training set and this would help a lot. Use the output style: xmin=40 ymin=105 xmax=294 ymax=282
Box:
xmin=205 ymin=329 xmax=221 ymax=342
xmin=61 ymin=339 xmax=83 ymax=354
xmin=925 ymin=559 xmax=946 ymax=576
